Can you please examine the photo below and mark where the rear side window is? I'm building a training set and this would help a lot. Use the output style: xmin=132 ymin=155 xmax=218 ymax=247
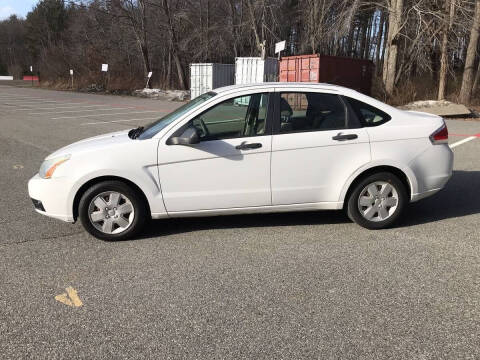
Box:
xmin=345 ymin=97 xmax=391 ymax=127
xmin=278 ymin=92 xmax=347 ymax=134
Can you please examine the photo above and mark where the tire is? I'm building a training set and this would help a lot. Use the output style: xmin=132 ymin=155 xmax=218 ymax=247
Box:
xmin=346 ymin=172 xmax=407 ymax=230
xmin=78 ymin=180 xmax=148 ymax=240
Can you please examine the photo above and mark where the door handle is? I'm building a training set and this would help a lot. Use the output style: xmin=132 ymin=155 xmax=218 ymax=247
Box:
xmin=332 ymin=133 xmax=358 ymax=141
xmin=235 ymin=141 xmax=262 ymax=150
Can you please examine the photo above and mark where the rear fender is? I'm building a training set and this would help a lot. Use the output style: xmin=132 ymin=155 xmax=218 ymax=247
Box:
xmin=338 ymin=161 xmax=418 ymax=203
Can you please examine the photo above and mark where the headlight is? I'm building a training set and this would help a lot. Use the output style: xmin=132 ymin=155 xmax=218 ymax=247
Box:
xmin=39 ymin=154 xmax=71 ymax=179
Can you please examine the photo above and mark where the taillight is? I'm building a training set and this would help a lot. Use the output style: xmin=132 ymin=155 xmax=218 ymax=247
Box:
xmin=430 ymin=124 xmax=448 ymax=144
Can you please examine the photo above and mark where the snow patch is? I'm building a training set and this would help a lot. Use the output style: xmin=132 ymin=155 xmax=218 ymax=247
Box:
xmin=401 ymin=100 xmax=457 ymax=109
xmin=134 ymin=88 xmax=190 ymax=101
xmin=399 ymin=100 xmax=471 ymax=117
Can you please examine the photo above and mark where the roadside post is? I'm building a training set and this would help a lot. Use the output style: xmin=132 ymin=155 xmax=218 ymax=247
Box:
xmin=275 ymin=41 xmax=286 ymax=82
xmin=275 ymin=40 xmax=286 ymax=60
xmin=145 ymin=71 xmax=152 ymax=89
xmin=30 ymin=66 xmax=33 ymax=86
xmin=101 ymin=63 xmax=108 ymax=90
xmin=70 ymin=69 xmax=73 ymax=89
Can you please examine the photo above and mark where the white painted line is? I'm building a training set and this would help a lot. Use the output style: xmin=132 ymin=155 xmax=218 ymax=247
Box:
xmin=1 ymin=100 xmax=66 ymax=104
xmin=52 ymin=110 xmax=158 ymax=120
xmin=0 ymin=95 xmax=38 ymax=98
xmin=15 ymin=105 xmax=112 ymax=111
xmin=81 ymin=117 xmax=159 ymax=125
xmin=2 ymin=102 xmax=113 ymax=110
xmin=0 ymin=99 xmax=59 ymax=103
xmin=0 ymin=93 xmax=32 ymax=95
xmin=0 ymin=97 xmax=51 ymax=100
xmin=0 ymin=95 xmax=62 ymax=99
xmin=0 ymin=97 xmax=38 ymax=100
xmin=2 ymin=100 xmax=97 ymax=106
xmin=29 ymin=107 xmax=131 ymax=115
xmin=449 ymin=136 xmax=477 ymax=149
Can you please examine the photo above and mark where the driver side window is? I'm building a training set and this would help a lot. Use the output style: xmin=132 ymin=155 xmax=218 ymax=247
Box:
xmin=191 ymin=93 xmax=270 ymax=141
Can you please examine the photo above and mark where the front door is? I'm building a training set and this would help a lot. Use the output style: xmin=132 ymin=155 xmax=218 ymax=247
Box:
xmin=158 ymin=92 xmax=273 ymax=213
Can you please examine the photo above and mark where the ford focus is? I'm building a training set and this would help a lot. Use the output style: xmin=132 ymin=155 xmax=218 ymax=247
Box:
xmin=28 ymin=83 xmax=454 ymax=240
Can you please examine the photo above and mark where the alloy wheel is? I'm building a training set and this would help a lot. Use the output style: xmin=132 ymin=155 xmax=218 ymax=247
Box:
xmin=357 ymin=181 xmax=399 ymax=222
xmin=87 ymin=191 xmax=135 ymax=234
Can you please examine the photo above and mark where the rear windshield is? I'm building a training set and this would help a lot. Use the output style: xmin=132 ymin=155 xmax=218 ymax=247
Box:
xmin=344 ymin=97 xmax=391 ymax=127
xmin=138 ymin=92 xmax=217 ymax=139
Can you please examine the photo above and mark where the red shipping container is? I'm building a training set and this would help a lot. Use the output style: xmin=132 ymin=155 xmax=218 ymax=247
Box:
xmin=23 ymin=76 xmax=39 ymax=81
xmin=279 ymin=54 xmax=374 ymax=95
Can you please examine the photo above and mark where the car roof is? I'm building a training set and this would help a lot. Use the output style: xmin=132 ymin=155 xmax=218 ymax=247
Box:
xmin=211 ymin=82 xmax=401 ymax=115
xmin=213 ymin=82 xmax=349 ymax=94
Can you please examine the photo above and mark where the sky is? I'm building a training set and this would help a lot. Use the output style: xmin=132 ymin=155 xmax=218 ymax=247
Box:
xmin=0 ymin=0 xmax=39 ymax=20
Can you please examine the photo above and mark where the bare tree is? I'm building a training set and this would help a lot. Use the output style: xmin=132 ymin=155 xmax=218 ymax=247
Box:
xmin=438 ymin=0 xmax=456 ymax=100
xmin=459 ymin=0 xmax=480 ymax=103
xmin=160 ymin=0 xmax=186 ymax=89
xmin=1 ymin=0 xmax=479 ymax=102
xmin=246 ymin=0 xmax=265 ymax=57
xmin=111 ymin=0 xmax=152 ymax=80
xmin=383 ymin=0 xmax=404 ymax=96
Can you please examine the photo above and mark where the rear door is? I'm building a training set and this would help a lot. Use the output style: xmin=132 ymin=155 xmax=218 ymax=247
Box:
xmin=270 ymin=89 xmax=371 ymax=205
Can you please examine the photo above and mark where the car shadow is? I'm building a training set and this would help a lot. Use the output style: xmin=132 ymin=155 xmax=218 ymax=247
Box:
xmin=138 ymin=210 xmax=349 ymax=240
xmin=135 ymin=170 xmax=480 ymax=239
xmin=401 ymin=170 xmax=480 ymax=226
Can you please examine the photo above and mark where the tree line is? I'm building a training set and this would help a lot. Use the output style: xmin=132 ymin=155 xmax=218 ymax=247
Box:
xmin=0 ymin=0 xmax=479 ymax=105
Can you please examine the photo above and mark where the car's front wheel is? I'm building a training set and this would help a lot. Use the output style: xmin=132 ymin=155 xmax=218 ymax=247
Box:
xmin=78 ymin=180 xmax=148 ymax=240
xmin=347 ymin=172 xmax=407 ymax=229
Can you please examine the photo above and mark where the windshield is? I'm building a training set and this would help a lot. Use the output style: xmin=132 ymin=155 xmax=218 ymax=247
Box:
xmin=137 ymin=92 xmax=217 ymax=139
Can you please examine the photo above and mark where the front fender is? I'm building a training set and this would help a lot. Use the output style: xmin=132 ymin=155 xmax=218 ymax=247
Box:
xmin=66 ymin=166 xmax=167 ymax=218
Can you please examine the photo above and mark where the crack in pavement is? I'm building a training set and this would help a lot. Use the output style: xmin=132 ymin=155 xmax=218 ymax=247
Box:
xmin=0 ymin=230 xmax=85 ymax=248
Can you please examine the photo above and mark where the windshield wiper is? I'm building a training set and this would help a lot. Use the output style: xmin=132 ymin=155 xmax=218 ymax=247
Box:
xmin=128 ymin=126 xmax=144 ymax=139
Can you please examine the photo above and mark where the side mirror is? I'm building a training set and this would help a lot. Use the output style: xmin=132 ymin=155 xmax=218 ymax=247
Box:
xmin=166 ymin=126 xmax=200 ymax=146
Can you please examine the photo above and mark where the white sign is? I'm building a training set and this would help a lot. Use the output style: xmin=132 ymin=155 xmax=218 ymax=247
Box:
xmin=147 ymin=71 xmax=152 ymax=78
xmin=70 ymin=69 xmax=73 ymax=75
xmin=101 ymin=64 xmax=108 ymax=72
xmin=30 ymin=66 xmax=33 ymax=72
xmin=275 ymin=41 xmax=286 ymax=54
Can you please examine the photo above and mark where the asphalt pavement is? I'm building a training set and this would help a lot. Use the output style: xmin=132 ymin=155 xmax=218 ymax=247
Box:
xmin=1 ymin=84 xmax=479 ymax=359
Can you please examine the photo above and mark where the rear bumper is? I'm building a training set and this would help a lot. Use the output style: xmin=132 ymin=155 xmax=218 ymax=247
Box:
xmin=28 ymin=174 xmax=74 ymax=222
xmin=409 ymin=144 xmax=453 ymax=202
xmin=411 ymin=187 xmax=444 ymax=202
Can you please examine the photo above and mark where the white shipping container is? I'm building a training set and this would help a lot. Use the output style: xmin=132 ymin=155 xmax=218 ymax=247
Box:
xmin=235 ymin=57 xmax=278 ymax=85
xmin=190 ymin=63 xmax=235 ymax=99
xmin=0 ymin=76 xmax=14 ymax=80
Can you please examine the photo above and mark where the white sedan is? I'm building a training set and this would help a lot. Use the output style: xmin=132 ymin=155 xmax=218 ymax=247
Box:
xmin=28 ymin=83 xmax=453 ymax=240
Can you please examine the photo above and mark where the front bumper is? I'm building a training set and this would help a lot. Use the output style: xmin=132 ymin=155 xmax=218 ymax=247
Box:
xmin=31 ymin=197 xmax=45 ymax=212
xmin=28 ymin=174 xmax=75 ymax=222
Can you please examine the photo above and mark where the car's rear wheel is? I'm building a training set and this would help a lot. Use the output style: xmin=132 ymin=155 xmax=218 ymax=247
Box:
xmin=79 ymin=180 xmax=148 ymax=240
xmin=347 ymin=172 xmax=407 ymax=229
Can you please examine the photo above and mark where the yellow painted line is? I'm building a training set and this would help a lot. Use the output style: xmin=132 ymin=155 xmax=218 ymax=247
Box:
xmin=55 ymin=286 xmax=83 ymax=307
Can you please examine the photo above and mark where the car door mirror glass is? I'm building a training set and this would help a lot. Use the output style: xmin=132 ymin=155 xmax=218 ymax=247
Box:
xmin=167 ymin=126 xmax=200 ymax=146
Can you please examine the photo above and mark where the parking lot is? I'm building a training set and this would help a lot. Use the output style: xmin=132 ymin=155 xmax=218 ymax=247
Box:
xmin=1 ymin=84 xmax=479 ymax=358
